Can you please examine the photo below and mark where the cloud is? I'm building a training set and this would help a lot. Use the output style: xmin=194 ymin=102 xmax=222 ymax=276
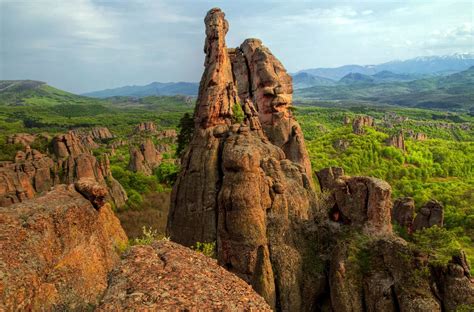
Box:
xmin=281 ymin=6 xmax=368 ymax=26
xmin=424 ymin=23 xmax=474 ymax=50
xmin=1 ymin=0 xmax=473 ymax=93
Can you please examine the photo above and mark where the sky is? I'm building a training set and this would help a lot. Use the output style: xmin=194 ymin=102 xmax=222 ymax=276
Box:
xmin=0 ymin=0 xmax=473 ymax=94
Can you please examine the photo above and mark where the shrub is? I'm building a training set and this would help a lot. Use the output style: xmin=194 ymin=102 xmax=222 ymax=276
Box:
xmin=192 ymin=241 xmax=216 ymax=258
xmin=232 ymin=102 xmax=245 ymax=124
xmin=130 ymin=226 xmax=168 ymax=246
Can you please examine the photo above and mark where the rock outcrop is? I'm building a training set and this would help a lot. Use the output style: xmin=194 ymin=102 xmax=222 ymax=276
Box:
xmin=90 ymin=127 xmax=114 ymax=141
xmin=0 ymin=131 xmax=127 ymax=209
xmin=392 ymin=196 xmax=415 ymax=230
xmin=134 ymin=121 xmax=157 ymax=133
xmin=0 ymin=184 xmax=128 ymax=310
xmin=168 ymin=8 xmax=315 ymax=309
xmin=97 ymin=241 xmax=271 ymax=311
xmin=6 ymin=133 xmax=37 ymax=146
xmin=128 ymin=139 xmax=162 ymax=175
xmin=413 ymin=199 xmax=444 ymax=231
xmin=316 ymin=167 xmax=393 ymax=235
xmin=329 ymin=237 xmax=444 ymax=312
xmin=156 ymin=129 xmax=177 ymax=140
xmin=0 ymin=147 xmax=55 ymax=206
xmin=387 ymin=130 xmax=406 ymax=151
xmin=352 ymin=116 xmax=374 ymax=134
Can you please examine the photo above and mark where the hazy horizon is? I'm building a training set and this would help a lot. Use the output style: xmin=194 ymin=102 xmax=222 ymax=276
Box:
xmin=1 ymin=0 xmax=473 ymax=93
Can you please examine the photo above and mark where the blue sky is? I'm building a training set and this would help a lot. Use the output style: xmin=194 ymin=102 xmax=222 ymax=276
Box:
xmin=1 ymin=0 xmax=473 ymax=93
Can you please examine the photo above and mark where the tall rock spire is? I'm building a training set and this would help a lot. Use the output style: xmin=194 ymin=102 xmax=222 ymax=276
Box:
xmin=195 ymin=8 xmax=237 ymax=128
xmin=168 ymin=8 xmax=316 ymax=309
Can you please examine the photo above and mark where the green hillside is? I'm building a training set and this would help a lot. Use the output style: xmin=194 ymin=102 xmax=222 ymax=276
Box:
xmin=296 ymin=67 xmax=474 ymax=111
xmin=0 ymin=80 xmax=194 ymax=138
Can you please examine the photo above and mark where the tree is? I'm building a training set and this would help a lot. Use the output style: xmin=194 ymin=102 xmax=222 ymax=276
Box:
xmin=176 ymin=112 xmax=194 ymax=157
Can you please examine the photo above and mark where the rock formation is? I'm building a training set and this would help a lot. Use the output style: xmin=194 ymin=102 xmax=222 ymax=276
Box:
xmin=0 ymin=131 xmax=127 ymax=209
xmin=343 ymin=115 xmax=351 ymax=125
xmin=166 ymin=8 xmax=474 ymax=310
xmin=0 ymin=184 xmax=269 ymax=311
xmin=392 ymin=197 xmax=415 ymax=230
xmin=316 ymin=167 xmax=393 ymax=235
xmin=352 ymin=115 xmax=374 ymax=134
xmin=0 ymin=184 xmax=128 ymax=310
xmin=387 ymin=130 xmax=406 ymax=151
xmin=6 ymin=133 xmax=37 ymax=146
xmin=90 ymin=127 xmax=114 ymax=141
xmin=413 ymin=199 xmax=444 ymax=231
xmin=134 ymin=121 xmax=157 ymax=133
xmin=156 ymin=129 xmax=177 ymax=140
xmin=0 ymin=147 xmax=55 ymax=206
xmin=128 ymin=139 xmax=162 ymax=175
xmin=168 ymin=8 xmax=315 ymax=309
xmin=333 ymin=139 xmax=350 ymax=151
xmin=97 ymin=241 xmax=271 ymax=311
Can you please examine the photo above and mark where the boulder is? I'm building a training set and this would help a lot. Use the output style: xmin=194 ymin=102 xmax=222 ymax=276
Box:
xmin=96 ymin=241 xmax=271 ymax=311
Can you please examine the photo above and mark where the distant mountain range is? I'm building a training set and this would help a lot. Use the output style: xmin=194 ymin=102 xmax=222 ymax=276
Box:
xmin=79 ymin=53 xmax=474 ymax=99
xmin=293 ymin=53 xmax=474 ymax=88
xmin=83 ymin=81 xmax=199 ymax=98
xmin=295 ymin=66 xmax=474 ymax=111
xmin=299 ymin=52 xmax=474 ymax=78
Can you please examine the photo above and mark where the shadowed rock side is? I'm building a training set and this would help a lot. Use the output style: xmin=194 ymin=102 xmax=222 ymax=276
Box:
xmin=0 ymin=184 xmax=128 ymax=310
xmin=317 ymin=167 xmax=474 ymax=312
xmin=168 ymin=8 xmax=315 ymax=310
xmin=96 ymin=241 xmax=271 ymax=311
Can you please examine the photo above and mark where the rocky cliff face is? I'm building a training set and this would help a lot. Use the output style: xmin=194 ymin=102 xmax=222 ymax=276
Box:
xmin=168 ymin=8 xmax=315 ymax=309
xmin=0 ymin=184 xmax=128 ymax=310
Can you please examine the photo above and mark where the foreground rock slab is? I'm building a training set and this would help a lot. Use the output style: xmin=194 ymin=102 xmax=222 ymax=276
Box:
xmin=0 ymin=185 xmax=128 ymax=310
xmin=97 ymin=240 xmax=271 ymax=311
